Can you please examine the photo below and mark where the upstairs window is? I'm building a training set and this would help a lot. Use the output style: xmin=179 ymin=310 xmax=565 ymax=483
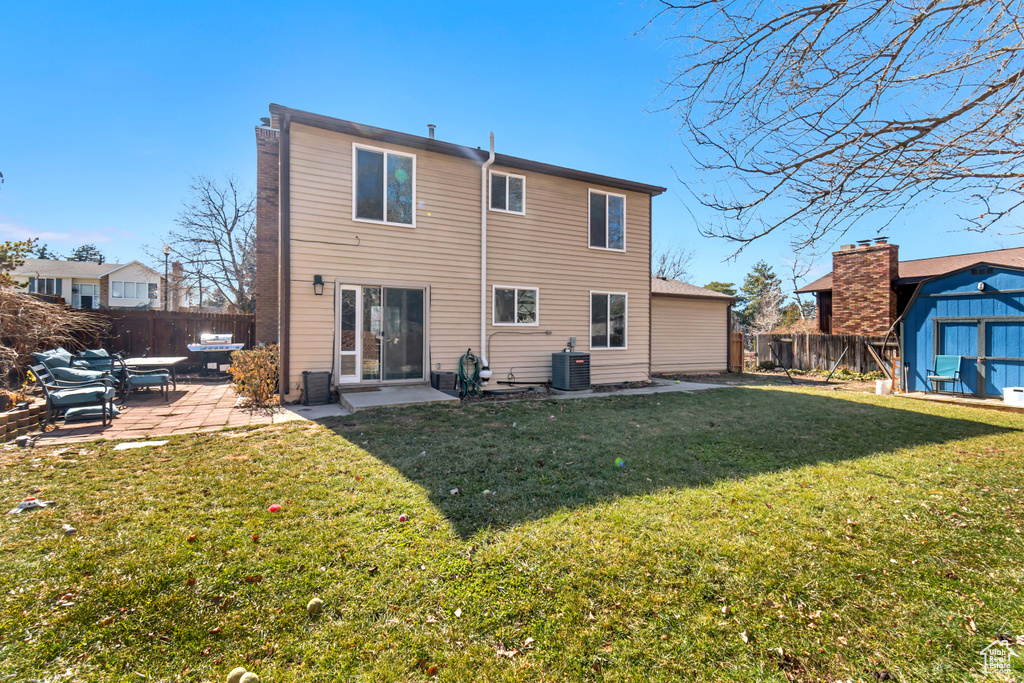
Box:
xmin=493 ymin=286 xmax=538 ymax=326
xmin=354 ymin=144 xmax=415 ymax=226
xmin=490 ymin=172 xmax=525 ymax=214
xmin=590 ymin=292 xmax=627 ymax=349
xmin=589 ymin=190 xmax=625 ymax=250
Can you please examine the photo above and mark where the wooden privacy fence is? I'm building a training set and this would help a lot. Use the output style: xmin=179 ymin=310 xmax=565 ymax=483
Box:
xmin=86 ymin=310 xmax=255 ymax=371
xmin=755 ymin=333 xmax=897 ymax=374
xmin=729 ymin=332 xmax=743 ymax=373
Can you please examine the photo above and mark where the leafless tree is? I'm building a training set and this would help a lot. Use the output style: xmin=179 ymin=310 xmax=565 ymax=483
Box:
xmin=751 ymin=285 xmax=786 ymax=333
xmin=643 ymin=0 xmax=1024 ymax=251
xmin=150 ymin=176 xmax=255 ymax=313
xmin=784 ymin=250 xmax=818 ymax=319
xmin=652 ymin=243 xmax=696 ymax=281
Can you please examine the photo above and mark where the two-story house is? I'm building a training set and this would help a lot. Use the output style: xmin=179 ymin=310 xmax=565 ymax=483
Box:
xmin=255 ymin=105 xmax=735 ymax=399
xmin=14 ymin=259 xmax=166 ymax=309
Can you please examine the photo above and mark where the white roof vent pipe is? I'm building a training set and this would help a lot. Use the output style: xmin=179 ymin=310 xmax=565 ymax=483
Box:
xmin=479 ymin=131 xmax=495 ymax=384
xmin=428 ymin=124 xmax=436 ymax=139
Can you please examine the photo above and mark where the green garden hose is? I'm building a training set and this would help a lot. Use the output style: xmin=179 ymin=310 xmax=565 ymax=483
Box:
xmin=458 ymin=349 xmax=482 ymax=398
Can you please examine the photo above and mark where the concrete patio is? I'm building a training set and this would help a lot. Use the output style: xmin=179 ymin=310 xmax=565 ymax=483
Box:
xmin=31 ymin=380 xmax=348 ymax=445
xmin=27 ymin=377 xmax=731 ymax=445
xmin=898 ymin=391 xmax=1024 ymax=414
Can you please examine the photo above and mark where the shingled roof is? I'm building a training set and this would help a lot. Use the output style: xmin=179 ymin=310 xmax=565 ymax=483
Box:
xmin=651 ymin=276 xmax=740 ymax=301
xmin=796 ymin=245 xmax=1024 ymax=294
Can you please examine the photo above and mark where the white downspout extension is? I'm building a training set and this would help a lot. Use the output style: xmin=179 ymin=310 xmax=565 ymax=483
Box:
xmin=479 ymin=132 xmax=495 ymax=385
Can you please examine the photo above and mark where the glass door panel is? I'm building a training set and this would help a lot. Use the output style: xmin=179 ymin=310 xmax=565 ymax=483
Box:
xmin=383 ymin=288 xmax=424 ymax=381
xmin=362 ymin=287 xmax=382 ymax=381
xmin=337 ymin=287 xmax=359 ymax=383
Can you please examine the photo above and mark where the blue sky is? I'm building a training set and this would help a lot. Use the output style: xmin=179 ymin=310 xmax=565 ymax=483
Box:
xmin=1 ymin=0 xmax=1019 ymax=292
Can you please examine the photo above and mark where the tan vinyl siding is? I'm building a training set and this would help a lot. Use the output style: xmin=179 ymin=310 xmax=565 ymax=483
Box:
xmin=285 ymin=123 xmax=652 ymax=393
xmin=485 ymin=165 xmax=650 ymax=385
xmin=650 ymin=295 xmax=729 ymax=374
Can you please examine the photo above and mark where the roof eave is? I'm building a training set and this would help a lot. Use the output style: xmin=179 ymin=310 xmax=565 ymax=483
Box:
xmin=270 ymin=104 xmax=667 ymax=196
xmin=651 ymin=290 xmax=741 ymax=302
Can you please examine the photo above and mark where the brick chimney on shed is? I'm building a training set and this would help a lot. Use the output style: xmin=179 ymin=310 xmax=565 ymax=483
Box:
xmin=254 ymin=115 xmax=281 ymax=343
xmin=831 ymin=238 xmax=898 ymax=336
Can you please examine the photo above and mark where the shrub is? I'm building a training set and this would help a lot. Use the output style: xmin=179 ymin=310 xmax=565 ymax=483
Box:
xmin=0 ymin=289 xmax=109 ymax=389
xmin=228 ymin=344 xmax=279 ymax=407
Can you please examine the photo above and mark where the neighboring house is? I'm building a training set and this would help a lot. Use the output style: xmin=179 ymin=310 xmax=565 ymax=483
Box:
xmin=13 ymin=259 xmax=166 ymax=309
xmin=651 ymin=277 xmax=739 ymax=374
xmin=254 ymin=105 xmax=738 ymax=399
xmin=903 ymin=264 xmax=1024 ymax=397
xmin=796 ymin=241 xmax=1024 ymax=397
xmin=796 ymin=240 xmax=1024 ymax=336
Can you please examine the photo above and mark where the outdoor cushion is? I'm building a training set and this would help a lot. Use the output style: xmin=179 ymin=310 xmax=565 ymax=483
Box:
xmin=51 ymin=366 xmax=106 ymax=383
xmin=32 ymin=348 xmax=74 ymax=369
xmin=79 ymin=349 xmax=109 ymax=359
xmin=49 ymin=386 xmax=115 ymax=406
xmin=64 ymin=404 xmax=120 ymax=421
xmin=127 ymin=373 xmax=170 ymax=388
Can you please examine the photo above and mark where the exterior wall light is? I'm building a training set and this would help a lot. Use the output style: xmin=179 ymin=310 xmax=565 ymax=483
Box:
xmin=313 ymin=274 xmax=325 ymax=296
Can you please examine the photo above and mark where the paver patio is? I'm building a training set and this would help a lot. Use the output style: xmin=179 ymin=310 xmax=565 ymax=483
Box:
xmin=33 ymin=380 xmax=283 ymax=444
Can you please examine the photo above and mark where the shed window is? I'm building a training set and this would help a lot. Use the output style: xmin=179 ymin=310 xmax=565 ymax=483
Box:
xmin=494 ymin=286 xmax=538 ymax=325
xmin=591 ymin=292 xmax=626 ymax=348
xmin=354 ymin=144 xmax=415 ymax=226
xmin=589 ymin=190 xmax=625 ymax=250
xmin=490 ymin=172 xmax=525 ymax=214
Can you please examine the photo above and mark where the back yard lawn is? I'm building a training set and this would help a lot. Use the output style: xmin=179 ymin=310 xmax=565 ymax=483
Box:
xmin=2 ymin=387 xmax=1024 ymax=682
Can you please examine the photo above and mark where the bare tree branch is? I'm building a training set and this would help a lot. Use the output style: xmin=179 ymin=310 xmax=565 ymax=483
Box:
xmin=652 ymin=243 xmax=697 ymax=281
xmin=148 ymin=175 xmax=256 ymax=313
xmin=644 ymin=0 xmax=1024 ymax=250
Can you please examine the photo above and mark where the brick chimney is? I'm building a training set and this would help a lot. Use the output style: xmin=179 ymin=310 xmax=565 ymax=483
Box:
xmin=255 ymin=116 xmax=280 ymax=343
xmin=831 ymin=238 xmax=898 ymax=336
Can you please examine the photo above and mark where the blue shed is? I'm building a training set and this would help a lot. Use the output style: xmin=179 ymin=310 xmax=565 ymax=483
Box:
xmin=903 ymin=263 xmax=1024 ymax=396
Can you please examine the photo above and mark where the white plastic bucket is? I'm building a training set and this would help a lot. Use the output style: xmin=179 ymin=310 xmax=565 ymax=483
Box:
xmin=876 ymin=380 xmax=892 ymax=395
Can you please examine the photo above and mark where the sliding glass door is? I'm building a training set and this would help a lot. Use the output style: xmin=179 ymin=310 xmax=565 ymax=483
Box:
xmin=382 ymin=288 xmax=424 ymax=381
xmin=337 ymin=284 xmax=425 ymax=384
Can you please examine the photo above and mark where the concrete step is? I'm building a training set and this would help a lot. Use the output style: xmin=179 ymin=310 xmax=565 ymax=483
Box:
xmin=339 ymin=384 xmax=460 ymax=412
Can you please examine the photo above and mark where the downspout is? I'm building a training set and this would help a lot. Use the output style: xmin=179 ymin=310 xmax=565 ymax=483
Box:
xmin=479 ymin=132 xmax=495 ymax=385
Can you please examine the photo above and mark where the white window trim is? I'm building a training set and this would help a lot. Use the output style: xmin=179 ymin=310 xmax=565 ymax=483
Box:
xmin=31 ymin=277 xmax=57 ymax=295
xmin=589 ymin=290 xmax=628 ymax=350
xmin=112 ymin=280 xmax=154 ymax=299
xmin=488 ymin=171 xmax=527 ymax=215
xmin=587 ymin=189 xmax=627 ymax=252
xmin=492 ymin=285 xmax=540 ymax=327
xmin=351 ymin=142 xmax=418 ymax=228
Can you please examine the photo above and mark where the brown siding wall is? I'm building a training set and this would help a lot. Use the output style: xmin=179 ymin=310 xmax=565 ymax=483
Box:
xmin=283 ymin=123 xmax=653 ymax=394
xmin=255 ymin=125 xmax=280 ymax=343
xmin=650 ymin=295 xmax=729 ymax=374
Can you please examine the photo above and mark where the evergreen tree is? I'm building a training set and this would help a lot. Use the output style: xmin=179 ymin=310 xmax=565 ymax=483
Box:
xmin=68 ymin=244 xmax=105 ymax=264
xmin=703 ymin=281 xmax=738 ymax=297
xmin=0 ymin=238 xmax=38 ymax=286
xmin=739 ymin=261 xmax=783 ymax=328
xmin=33 ymin=243 xmax=61 ymax=260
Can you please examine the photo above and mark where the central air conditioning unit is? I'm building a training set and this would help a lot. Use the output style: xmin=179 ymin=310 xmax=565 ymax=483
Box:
xmin=551 ymin=352 xmax=590 ymax=391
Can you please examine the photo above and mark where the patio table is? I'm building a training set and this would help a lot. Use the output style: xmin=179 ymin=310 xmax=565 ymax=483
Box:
xmin=122 ymin=356 xmax=189 ymax=390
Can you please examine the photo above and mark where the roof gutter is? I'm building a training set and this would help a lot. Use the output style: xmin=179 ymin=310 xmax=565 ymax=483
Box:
xmin=479 ymin=132 xmax=496 ymax=383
